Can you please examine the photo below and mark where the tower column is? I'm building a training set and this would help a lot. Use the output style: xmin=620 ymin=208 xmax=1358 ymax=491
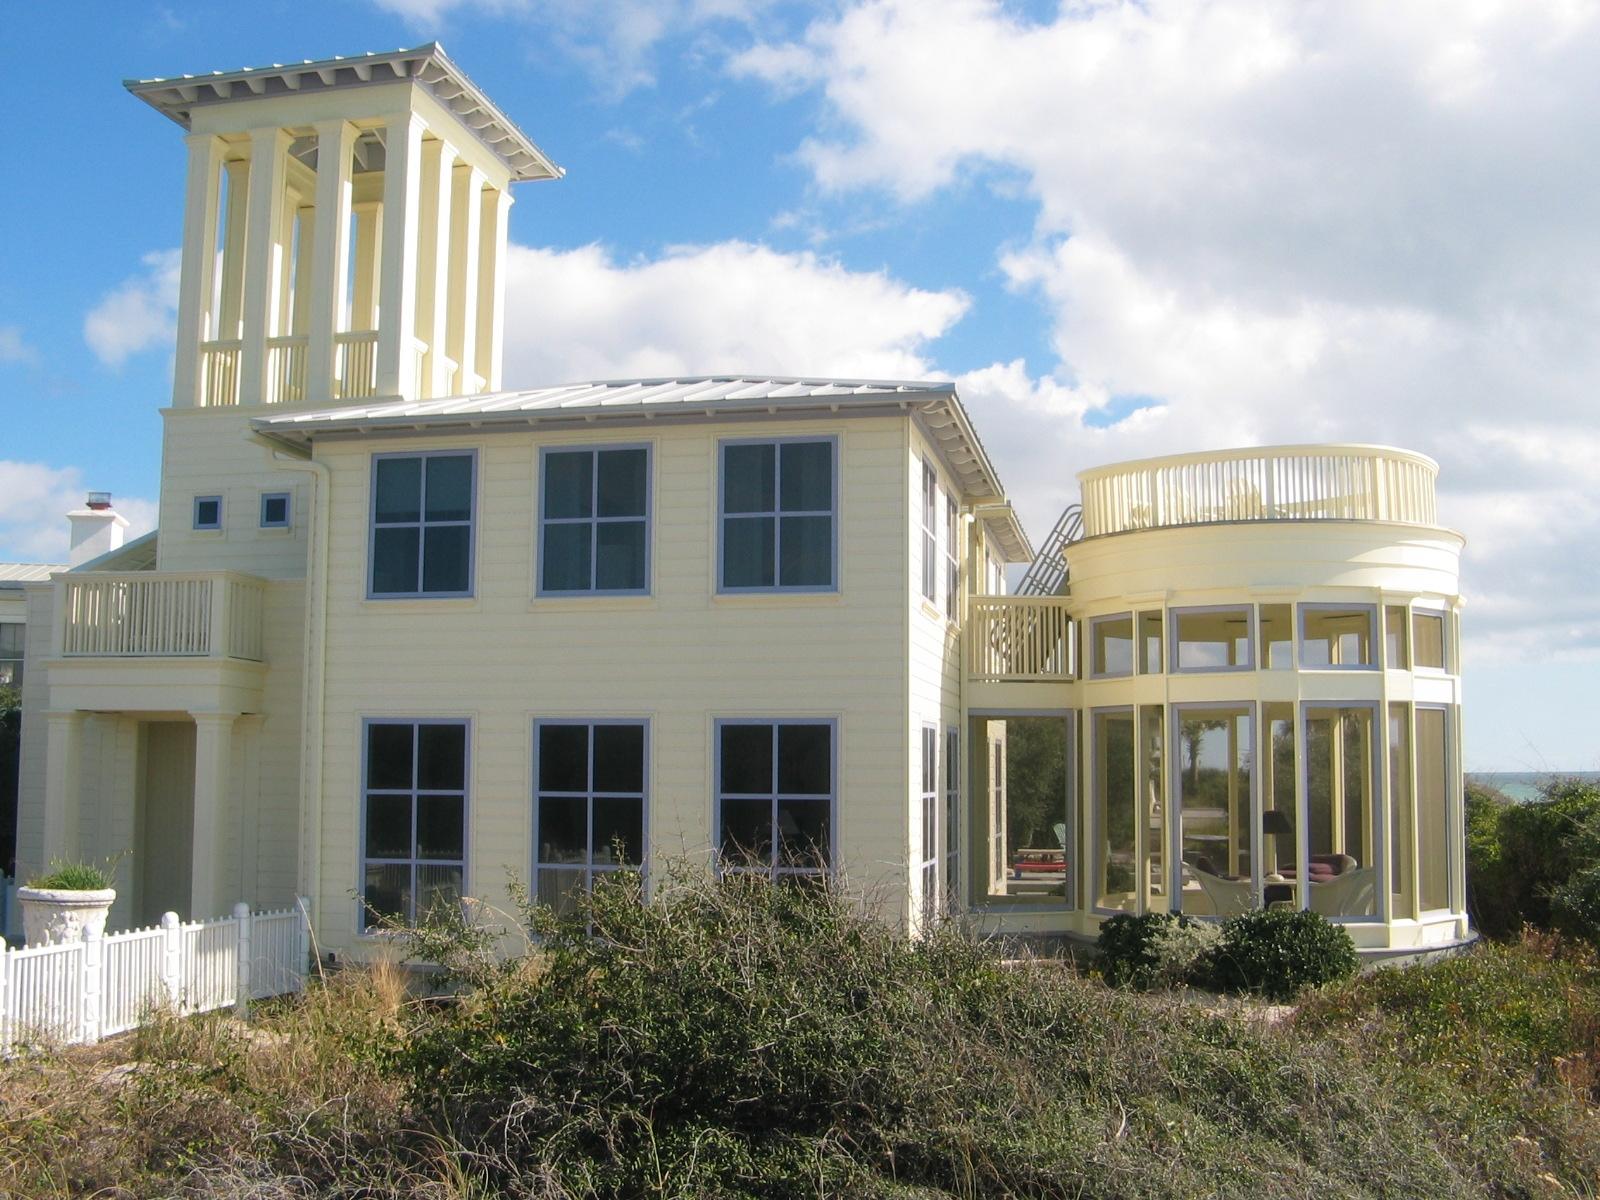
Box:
xmin=376 ymin=112 xmax=426 ymax=399
xmin=417 ymin=137 xmax=458 ymax=398
xmin=172 ymin=134 xmax=225 ymax=408
xmin=447 ymin=163 xmax=484 ymax=392
xmin=306 ymin=119 xmax=356 ymax=404
xmin=477 ymin=184 xmax=513 ymax=392
xmin=239 ymin=127 xmax=292 ymax=406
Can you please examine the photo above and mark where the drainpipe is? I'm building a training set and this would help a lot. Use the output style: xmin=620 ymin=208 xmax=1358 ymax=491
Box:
xmin=250 ymin=434 xmax=331 ymax=935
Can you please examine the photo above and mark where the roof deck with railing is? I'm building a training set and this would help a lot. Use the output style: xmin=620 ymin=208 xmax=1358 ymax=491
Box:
xmin=1077 ymin=445 xmax=1440 ymax=539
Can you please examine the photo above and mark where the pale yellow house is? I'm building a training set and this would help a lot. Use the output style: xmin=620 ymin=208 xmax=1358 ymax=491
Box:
xmin=13 ymin=45 xmax=1468 ymax=961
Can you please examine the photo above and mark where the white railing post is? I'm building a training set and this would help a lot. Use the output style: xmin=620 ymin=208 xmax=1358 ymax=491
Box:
xmin=295 ymin=895 xmax=312 ymax=989
xmin=160 ymin=911 xmax=182 ymax=1011
xmin=81 ymin=925 xmax=102 ymax=1045
xmin=234 ymin=902 xmax=251 ymax=1019
xmin=0 ymin=940 xmax=9 ymax=1055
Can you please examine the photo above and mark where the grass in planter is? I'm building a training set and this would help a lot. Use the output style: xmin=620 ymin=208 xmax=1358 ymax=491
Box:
xmin=25 ymin=860 xmax=114 ymax=891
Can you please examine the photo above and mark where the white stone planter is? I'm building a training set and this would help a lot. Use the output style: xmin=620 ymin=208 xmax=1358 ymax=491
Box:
xmin=17 ymin=887 xmax=117 ymax=946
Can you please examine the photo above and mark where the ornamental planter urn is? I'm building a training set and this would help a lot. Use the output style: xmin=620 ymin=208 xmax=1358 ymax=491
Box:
xmin=17 ymin=887 xmax=117 ymax=946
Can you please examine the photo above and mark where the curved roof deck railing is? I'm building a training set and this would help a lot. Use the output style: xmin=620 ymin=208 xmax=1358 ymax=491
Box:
xmin=1077 ymin=444 xmax=1439 ymax=539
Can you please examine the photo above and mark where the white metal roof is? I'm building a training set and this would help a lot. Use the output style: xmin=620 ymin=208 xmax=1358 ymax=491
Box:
xmin=0 ymin=563 xmax=64 ymax=586
xmin=253 ymin=376 xmax=1033 ymax=559
xmin=125 ymin=43 xmax=562 ymax=183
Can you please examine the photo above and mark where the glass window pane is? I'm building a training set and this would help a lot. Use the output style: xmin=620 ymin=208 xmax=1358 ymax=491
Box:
xmin=0 ymin=624 xmax=21 ymax=655
xmin=1141 ymin=706 xmax=1168 ymax=913
xmin=724 ymin=443 xmax=775 ymax=513
xmin=538 ymin=725 xmax=589 ymax=792
xmin=780 ymin=441 xmax=832 ymax=512
xmin=1092 ymin=615 xmax=1133 ymax=677
xmin=720 ymin=797 xmax=772 ymax=867
xmin=415 ymin=865 xmax=463 ymax=923
xmin=593 ymin=724 xmax=644 ymax=794
xmin=1138 ymin=612 xmax=1163 ymax=675
xmin=542 ymin=523 xmax=593 ymax=592
xmin=537 ymin=866 xmax=586 ymax=918
xmin=363 ymin=863 xmax=410 ymax=928
xmin=722 ymin=517 xmax=774 ymax=588
xmin=261 ymin=494 xmax=289 ymax=526
xmin=1388 ymin=704 xmax=1413 ymax=914
xmin=417 ymin=723 xmax=466 ymax=790
xmin=366 ymin=723 xmax=414 ymax=790
xmin=371 ymin=527 xmax=419 ymax=594
xmin=595 ymin=521 xmax=646 ymax=591
xmin=1416 ymin=707 xmax=1450 ymax=912
xmin=1260 ymin=604 xmax=1294 ymax=670
xmin=720 ymin=725 xmax=773 ymax=794
xmin=1305 ymin=707 xmax=1378 ymax=918
xmin=544 ymin=452 xmax=594 ymax=520
xmin=1263 ymin=703 xmax=1298 ymax=902
xmin=424 ymin=455 xmax=473 ymax=522
xmin=364 ymin=794 xmax=412 ymax=859
xmin=374 ymin=457 xmax=421 ymax=523
xmin=1172 ymin=608 xmax=1252 ymax=671
xmin=1301 ymin=607 xmax=1375 ymax=668
xmin=991 ymin=716 xmax=1071 ymax=902
xmin=1176 ymin=709 xmax=1254 ymax=917
xmin=536 ymin=795 xmax=587 ymax=863
xmin=778 ymin=515 xmax=832 ymax=587
xmin=597 ymin=449 xmax=647 ymax=517
xmin=593 ymin=796 xmax=643 ymax=865
xmin=777 ymin=798 xmax=830 ymax=867
xmin=1093 ymin=711 xmax=1136 ymax=911
xmin=416 ymin=793 xmax=465 ymax=860
xmin=777 ymin=724 xmax=830 ymax=795
xmin=422 ymin=525 xmax=470 ymax=593
xmin=194 ymin=498 xmax=221 ymax=529
xmin=1385 ymin=605 xmax=1409 ymax=669
xmin=1413 ymin=613 xmax=1446 ymax=670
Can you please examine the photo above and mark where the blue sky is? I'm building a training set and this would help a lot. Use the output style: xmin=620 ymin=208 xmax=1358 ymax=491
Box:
xmin=2 ymin=1 xmax=1598 ymax=770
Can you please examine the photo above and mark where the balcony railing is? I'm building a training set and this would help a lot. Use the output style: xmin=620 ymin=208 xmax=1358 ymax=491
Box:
xmin=1078 ymin=445 xmax=1439 ymax=538
xmin=265 ymin=335 xmax=309 ymax=404
xmin=334 ymin=331 xmax=379 ymax=400
xmin=59 ymin=572 xmax=266 ymax=662
xmin=199 ymin=340 xmax=242 ymax=407
xmin=969 ymin=596 xmax=1075 ymax=682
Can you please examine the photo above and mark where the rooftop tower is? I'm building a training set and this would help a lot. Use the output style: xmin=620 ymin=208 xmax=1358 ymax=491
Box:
xmin=127 ymin=45 xmax=561 ymax=410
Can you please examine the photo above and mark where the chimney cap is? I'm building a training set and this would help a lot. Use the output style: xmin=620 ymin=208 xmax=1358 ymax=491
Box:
xmin=86 ymin=492 xmax=112 ymax=510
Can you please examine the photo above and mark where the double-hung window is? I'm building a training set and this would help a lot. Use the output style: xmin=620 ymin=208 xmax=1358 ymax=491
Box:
xmin=361 ymin=719 xmax=468 ymax=929
xmin=945 ymin=728 xmax=960 ymax=906
xmin=944 ymin=494 xmax=960 ymax=618
xmin=920 ymin=724 xmax=939 ymax=922
xmin=716 ymin=719 xmax=834 ymax=877
xmin=539 ymin=447 xmax=649 ymax=594
xmin=719 ymin=438 xmax=836 ymax=591
xmin=369 ymin=451 xmax=475 ymax=597
xmin=921 ymin=459 xmax=938 ymax=602
xmin=534 ymin=720 xmax=647 ymax=917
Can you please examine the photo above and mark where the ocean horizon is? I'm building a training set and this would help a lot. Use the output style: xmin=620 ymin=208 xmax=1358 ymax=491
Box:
xmin=1469 ymin=771 xmax=1600 ymax=803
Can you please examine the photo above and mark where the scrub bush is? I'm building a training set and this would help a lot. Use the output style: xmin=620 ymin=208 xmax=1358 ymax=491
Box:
xmin=1096 ymin=911 xmax=1220 ymax=989
xmin=1468 ymin=779 xmax=1600 ymax=939
xmin=1203 ymin=908 xmax=1358 ymax=1001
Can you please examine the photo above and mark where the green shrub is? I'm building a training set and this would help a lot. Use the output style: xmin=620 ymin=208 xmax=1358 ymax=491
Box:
xmin=1468 ymin=778 xmax=1600 ymax=939
xmin=1204 ymin=908 xmax=1358 ymax=1001
xmin=1096 ymin=911 xmax=1219 ymax=989
xmin=26 ymin=859 xmax=114 ymax=890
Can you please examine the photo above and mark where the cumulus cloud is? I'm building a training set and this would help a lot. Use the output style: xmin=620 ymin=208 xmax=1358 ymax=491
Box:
xmin=83 ymin=249 xmax=181 ymax=368
xmin=0 ymin=462 xmax=156 ymax=563
xmin=733 ymin=0 xmax=1600 ymax=666
xmin=501 ymin=240 xmax=969 ymax=384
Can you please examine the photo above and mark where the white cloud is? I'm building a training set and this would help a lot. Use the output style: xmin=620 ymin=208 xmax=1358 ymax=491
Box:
xmin=733 ymin=0 xmax=1600 ymax=666
xmin=83 ymin=249 xmax=181 ymax=368
xmin=0 ymin=326 xmax=34 ymax=365
xmin=0 ymin=462 xmax=156 ymax=564
xmin=501 ymin=240 xmax=969 ymax=384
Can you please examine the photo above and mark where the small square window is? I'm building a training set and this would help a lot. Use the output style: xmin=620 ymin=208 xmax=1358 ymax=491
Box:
xmin=260 ymin=492 xmax=291 ymax=529
xmin=193 ymin=495 xmax=222 ymax=531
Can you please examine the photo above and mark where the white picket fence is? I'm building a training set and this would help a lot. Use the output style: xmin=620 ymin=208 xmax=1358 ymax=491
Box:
xmin=1 ymin=900 xmax=310 ymax=1054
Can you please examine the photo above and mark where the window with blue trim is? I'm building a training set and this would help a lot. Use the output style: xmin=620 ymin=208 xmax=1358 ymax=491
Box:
xmin=369 ymin=452 xmax=474 ymax=597
xmin=719 ymin=439 xmax=835 ymax=591
xmin=534 ymin=720 xmax=647 ymax=918
xmin=361 ymin=719 xmax=467 ymax=929
xmin=921 ymin=460 xmax=938 ymax=602
xmin=193 ymin=495 xmax=222 ymax=531
xmin=540 ymin=447 xmax=649 ymax=594
xmin=920 ymin=723 xmax=939 ymax=922
xmin=260 ymin=491 xmax=291 ymax=529
xmin=716 ymin=720 xmax=834 ymax=877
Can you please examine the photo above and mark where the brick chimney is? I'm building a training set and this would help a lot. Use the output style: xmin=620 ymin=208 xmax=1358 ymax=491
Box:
xmin=67 ymin=493 xmax=129 ymax=567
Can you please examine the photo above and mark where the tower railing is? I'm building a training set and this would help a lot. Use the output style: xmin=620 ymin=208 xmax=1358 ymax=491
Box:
xmin=265 ymin=335 xmax=309 ymax=405
xmin=334 ymin=331 xmax=379 ymax=400
xmin=199 ymin=340 xmax=242 ymax=407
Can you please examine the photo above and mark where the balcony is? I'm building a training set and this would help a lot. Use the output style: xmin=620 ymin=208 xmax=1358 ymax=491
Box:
xmin=1078 ymin=445 xmax=1439 ymax=539
xmin=58 ymin=572 xmax=265 ymax=662
xmin=197 ymin=331 xmax=384 ymax=406
xmin=969 ymin=596 xmax=1074 ymax=682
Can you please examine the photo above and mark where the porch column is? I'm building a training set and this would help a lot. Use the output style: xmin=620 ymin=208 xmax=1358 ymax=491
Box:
xmin=446 ymin=163 xmax=483 ymax=391
xmin=306 ymin=119 xmax=356 ymax=404
xmin=476 ymin=183 xmax=512 ymax=392
xmin=41 ymin=711 xmax=84 ymax=871
xmin=190 ymin=711 xmax=239 ymax=918
xmin=417 ymin=137 xmax=457 ymax=398
xmin=239 ymin=127 xmax=292 ymax=406
xmin=172 ymin=134 xmax=225 ymax=408
xmin=375 ymin=112 xmax=425 ymax=399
